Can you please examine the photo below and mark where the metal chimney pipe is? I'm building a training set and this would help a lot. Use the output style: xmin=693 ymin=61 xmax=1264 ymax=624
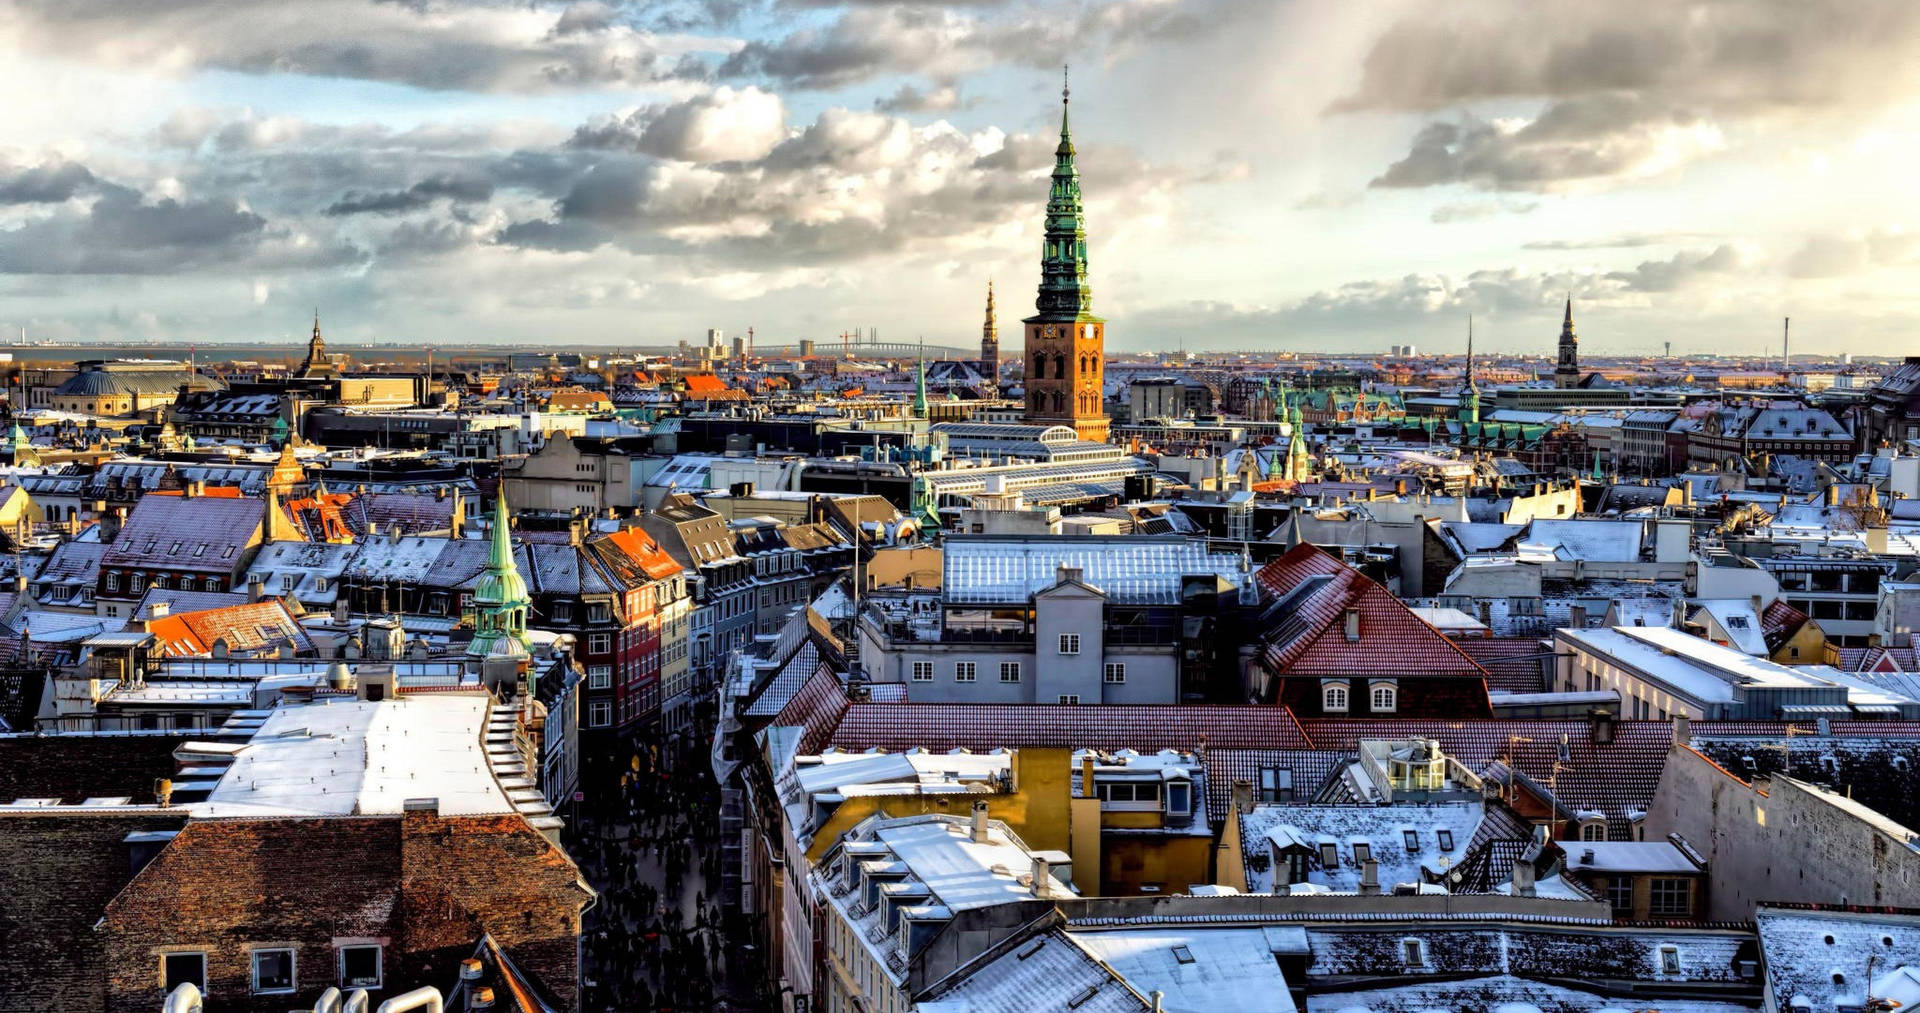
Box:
xmin=164 ymin=983 xmax=203 ymax=1013
xmin=375 ymin=988 xmax=444 ymax=1013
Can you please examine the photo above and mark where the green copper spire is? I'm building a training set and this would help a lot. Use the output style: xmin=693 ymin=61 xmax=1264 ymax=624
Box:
xmin=912 ymin=343 xmax=929 ymax=419
xmin=468 ymin=487 xmax=532 ymax=659
xmin=1032 ymin=65 xmax=1095 ymax=321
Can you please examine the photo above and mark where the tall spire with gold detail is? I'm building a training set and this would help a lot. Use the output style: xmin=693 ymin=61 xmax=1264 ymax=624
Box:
xmin=1020 ymin=65 xmax=1109 ymax=442
xmin=980 ymin=280 xmax=1000 ymax=386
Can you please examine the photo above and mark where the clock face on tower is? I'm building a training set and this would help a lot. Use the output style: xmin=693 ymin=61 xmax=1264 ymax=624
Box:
xmin=1043 ymin=325 xmax=1058 ymax=339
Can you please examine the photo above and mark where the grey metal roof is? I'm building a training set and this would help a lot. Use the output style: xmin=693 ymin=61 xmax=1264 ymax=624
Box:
xmin=941 ymin=535 xmax=1246 ymax=605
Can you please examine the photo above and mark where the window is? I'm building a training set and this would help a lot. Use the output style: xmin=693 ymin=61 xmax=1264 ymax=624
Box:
xmin=1323 ymin=683 xmax=1349 ymax=713
xmin=339 ymin=945 xmax=383 ymax=989
xmin=1658 ymin=945 xmax=1681 ymax=975
xmin=252 ymin=948 xmax=295 ymax=994
xmin=553 ymin=602 xmax=574 ymax=623
xmin=586 ymin=633 xmax=612 ymax=654
xmin=1103 ymin=662 xmax=1126 ymax=684
xmin=1319 ymin=842 xmax=1339 ymax=867
xmin=163 ymin=953 xmax=206 ymax=994
xmin=1171 ymin=945 xmax=1195 ymax=965
xmin=1403 ymin=830 xmax=1420 ymax=853
xmin=1097 ymin=782 xmax=1161 ymax=803
xmin=1258 ymin=767 xmax=1292 ymax=802
xmin=1435 ymin=829 xmax=1454 ymax=851
xmin=1401 ymin=939 xmax=1426 ymax=967
xmin=588 ymin=603 xmax=610 ymax=623
xmin=1352 ymin=842 xmax=1372 ymax=863
xmin=954 ymin=662 xmax=976 ymax=683
xmin=1056 ymin=694 xmax=1081 ymax=704
xmin=152 ymin=574 xmax=168 ymax=590
xmin=1581 ymin=821 xmax=1607 ymax=841
xmin=1058 ymin=633 xmax=1080 ymax=655
xmin=1648 ymin=878 xmax=1691 ymax=917
xmin=130 ymin=574 xmax=145 ymax=593
xmin=587 ymin=666 xmax=612 ymax=690
xmin=1166 ymin=780 xmax=1191 ymax=814
xmin=1608 ymin=877 xmax=1635 ymax=918
xmin=280 ymin=574 xmax=297 ymax=592
xmin=1370 ymin=683 xmax=1397 ymax=712
xmin=911 ymin=661 xmax=934 ymax=682
xmin=588 ymin=700 xmax=612 ymax=728
xmin=999 ymin=662 xmax=1021 ymax=683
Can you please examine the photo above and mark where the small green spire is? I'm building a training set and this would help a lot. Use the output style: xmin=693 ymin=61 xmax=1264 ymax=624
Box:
xmin=468 ymin=487 xmax=532 ymax=659
xmin=912 ymin=343 xmax=929 ymax=419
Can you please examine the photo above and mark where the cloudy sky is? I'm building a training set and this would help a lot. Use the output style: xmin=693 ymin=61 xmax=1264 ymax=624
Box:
xmin=5 ymin=0 xmax=1920 ymax=355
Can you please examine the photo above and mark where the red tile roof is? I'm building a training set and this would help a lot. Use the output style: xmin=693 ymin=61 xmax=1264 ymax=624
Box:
xmin=1457 ymin=637 xmax=1552 ymax=694
xmin=827 ymin=703 xmax=1313 ymax=752
xmin=145 ymin=599 xmax=311 ymax=657
xmin=682 ymin=374 xmax=729 ymax=394
xmin=1255 ymin=544 xmax=1489 ymax=679
xmin=773 ymin=667 xmax=852 ymax=755
xmin=596 ymin=527 xmax=683 ymax=582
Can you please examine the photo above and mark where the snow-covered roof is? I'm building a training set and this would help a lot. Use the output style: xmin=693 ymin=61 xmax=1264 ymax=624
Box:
xmin=1068 ymin=928 xmax=1296 ymax=1013
xmin=200 ymin=695 xmax=512 ymax=817
xmin=942 ymin=535 xmax=1246 ymax=605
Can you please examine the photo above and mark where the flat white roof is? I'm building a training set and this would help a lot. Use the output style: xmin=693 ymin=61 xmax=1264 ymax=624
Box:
xmin=202 ymin=695 xmax=512 ymax=818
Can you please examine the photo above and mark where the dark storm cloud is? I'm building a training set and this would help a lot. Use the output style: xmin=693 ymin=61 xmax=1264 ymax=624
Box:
xmin=0 ymin=187 xmax=365 ymax=275
xmin=1344 ymin=0 xmax=1920 ymax=191
xmin=1370 ymin=97 xmax=1709 ymax=192
xmin=6 ymin=0 xmax=718 ymax=93
xmin=0 ymin=161 xmax=120 ymax=205
xmin=324 ymin=174 xmax=496 ymax=216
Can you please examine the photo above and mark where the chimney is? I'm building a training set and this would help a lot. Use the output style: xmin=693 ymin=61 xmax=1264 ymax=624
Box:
xmin=247 ymin=573 xmax=265 ymax=603
xmin=1671 ymin=712 xmax=1691 ymax=746
xmin=970 ymin=800 xmax=990 ymax=844
xmin=468 ymin=987 xmax=495 ymax=1012
xmin=1150 ymin=991 xmax=1165 ymax=1013
xmin=1232 ymin=779 xmax=1253 ymax=815
xmin=1343 ymin=608 xmax=1361 ymax=642
xmin=154 ymin=778 xmax=173 ymax=808
xmin=459 ymin=959 xmax=484 ymax=983
xmin=1749 ymin=593 xmax=1764 ymax=616
xmin=1589 ymin=708 xmax=1615 ymax=745
xmin=147 ymin=600 xmax=170 ymax=620
xmin=1569 ymin=604 xmax=1588 ymax=629
xmin=1359 ymin=858 xmax=1380 ymax=895
xmin=1030 ymin=855 xmax=1053 ymax=899
xmin=1512 ymin=858 xmax=1537 ymax=897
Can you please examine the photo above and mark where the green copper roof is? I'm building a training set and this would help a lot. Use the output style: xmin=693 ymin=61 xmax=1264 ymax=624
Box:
xmin=1028 ymin=70 xmax=1099 ymax=324
xmin=468 ymin=487 xmax=532 ymax=660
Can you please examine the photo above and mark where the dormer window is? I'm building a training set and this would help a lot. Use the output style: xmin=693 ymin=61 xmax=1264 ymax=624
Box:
xmin=1352 ymin=842 xmax=1372 ymax=863
xmin=1322 ymin=681 xmax=1349 ymax=713
xmin=1403 ymin=830 xmax=1420 ymax=853
xmin=1319 ymin=842 xmax=1338 ymax=868
xmin=1658 ymin=945 xmax=1681 ymax=975
xmin=1436 ymin=829 xmax=1454 ymax=851
xmin=1166 ymin=779 xmax=1191 ymax=815
xmin=1401 ymin=938 xmax=1426 ymax=968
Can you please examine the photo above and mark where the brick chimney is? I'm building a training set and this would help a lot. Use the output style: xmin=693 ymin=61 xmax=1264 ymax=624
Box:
xmin=970 ymin=800 xmax=990 ymax=844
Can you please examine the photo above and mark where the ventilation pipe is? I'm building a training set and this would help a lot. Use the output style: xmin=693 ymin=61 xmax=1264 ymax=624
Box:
xmin=375 ymin=988 xmax=444 ymax=1013
xmin=970 ymin=800 xmax=990 ymax=844
xmin=164 ymin=983 xmax=202 ymax=1013
xmin=315 ymin=988 xmax=369 ymax=1013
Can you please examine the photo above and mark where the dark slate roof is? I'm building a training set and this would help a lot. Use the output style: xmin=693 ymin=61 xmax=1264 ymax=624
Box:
xmin=1757 ymin=907 xmax=1920 ymax=1013
xmin=1688 ymin=731 xmax=1920 ymax=831
xmin=1455 ymin=637 xmax=1552 ymax=695
xmin=1202 ymin=748 xmax=1342 ymax=822
xmin=103 ymin=494 xmax=263 ymax=573
xmin=1299 ymin=718 xmax=1675 ymax=833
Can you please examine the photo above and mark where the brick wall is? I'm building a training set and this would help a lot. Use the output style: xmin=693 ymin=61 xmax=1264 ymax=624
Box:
xmin=97 ymin=810 xmax=589 ymax=1013
xmin=0 ymin=811 xmax=190 ymax=1013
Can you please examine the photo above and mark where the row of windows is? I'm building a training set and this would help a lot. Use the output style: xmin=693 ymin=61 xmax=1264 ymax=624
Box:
xmin=1322 ymin=682 xmax=1395 ymax=713
xmin=161 ymin=944 xmax=382 ymax=998
xmin=105 ymin=572 xmax=224 ymax=594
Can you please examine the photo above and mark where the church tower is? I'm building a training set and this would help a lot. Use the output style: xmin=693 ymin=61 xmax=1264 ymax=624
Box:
xmin=1021 ymin=68 xmax=1109 ymax=442
xmin=1554 ymin=299 xmax=1580 ymax=389
xmin=296 ymin=311 xmax=338 ymax=379
xmin=980 ymin=280 xmax=1000 ymax=387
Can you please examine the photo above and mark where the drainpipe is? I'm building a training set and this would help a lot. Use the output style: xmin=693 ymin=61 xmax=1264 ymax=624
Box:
xmin=375 ymin=987 xmax=445 ymax=1013
xmin=163 ymin=983 xmax=202 ymax=1013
